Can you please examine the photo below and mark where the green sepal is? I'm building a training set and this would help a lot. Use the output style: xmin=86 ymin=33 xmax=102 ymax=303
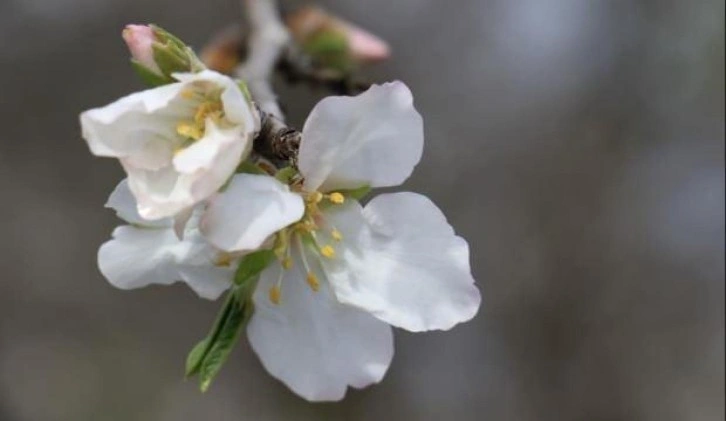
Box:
xmin=339 ymin=184 xmax=371 ymax=201
xmin=237 ymin=80 xmax=253 ymax=104
xmin=274 ymin=166 xmax=298 ymax=184
xmin=130 ymin=59 xmax=172 ymax=87
xmin=152 ymin=43 xmax=190 ymax=76
xmin=236 ymin=160 xmax=267 ymax=175
xmin=234 ymin=249 xmax=276 ymax=286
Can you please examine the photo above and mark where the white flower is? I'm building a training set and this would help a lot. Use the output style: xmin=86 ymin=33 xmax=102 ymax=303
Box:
xmin=98 ymin=179 xmax=236 ymax=300
xmin=201 ymin=82 xmax=481 ymax=401
xmin=80 ymin=70 xmax=259 ymax=220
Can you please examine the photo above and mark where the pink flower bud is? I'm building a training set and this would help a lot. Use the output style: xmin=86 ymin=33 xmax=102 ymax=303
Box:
xmin=122 ymin=24 xmax=162 ymax=75
xmin=287 ymin=7 xmax=391 ymax=64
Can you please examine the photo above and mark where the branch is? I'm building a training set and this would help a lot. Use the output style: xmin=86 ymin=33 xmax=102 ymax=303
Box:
xmin=236 ymin=0 xmax=301 ymax=164
xmin=236 ymin=0 xmax=289 ymax=120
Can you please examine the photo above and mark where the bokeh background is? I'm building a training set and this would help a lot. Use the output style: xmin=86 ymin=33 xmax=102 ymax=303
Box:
xmin=0 ymin=0 xmax=723 ymax=420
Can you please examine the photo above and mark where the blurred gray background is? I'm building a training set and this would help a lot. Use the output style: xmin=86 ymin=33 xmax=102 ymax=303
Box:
xmin=0 ymin=0 xmax=723 ymax=420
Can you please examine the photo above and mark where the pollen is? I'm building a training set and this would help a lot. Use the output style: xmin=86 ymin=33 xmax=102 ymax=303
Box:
xmin=181 ymin=89 xmax=196 ymax=100
xmin=269 ymin=284 xmax=281 ymax=305
xmin=328 ymin=192 xmax=345 ymax=204
xmin=331 ymin=229 xmax=343 ymax=241
xmin=306 ymin=272 xmax=320 ymax=292
xmin=214 ymin=253 xmax=234 ymax=267
xmin=308 ymin=191 xmax=323 ymax=204
xmin=176 ymin=122 xmax=203 ymax=140
xmin=320 ymin=245 xmax=336 ymax=259
xmin=282 ymin=256 xmax=293 ymax=270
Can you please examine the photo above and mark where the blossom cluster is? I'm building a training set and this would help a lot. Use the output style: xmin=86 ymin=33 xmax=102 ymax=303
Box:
xmin=80 ymin=24 xmax=480 ymax=401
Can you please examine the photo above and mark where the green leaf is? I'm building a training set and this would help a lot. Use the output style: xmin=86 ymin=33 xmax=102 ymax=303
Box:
xmin=235 ymin=160 xmax=267 ymax=175
xmin=130 ymin=59 xmax=172 ymax=87
xmin=234 ymin=249 xmax=276 ymax=286
xmin=198 ymin=294 xmax=249 ymax=392
xmin=185 ymin=293 xmax=236 ymax=377
xmin=339 ymin=184 xmax=371 ymax=201
xmin=274 ymin=166 xmax=298 ymax=184
xmin=185 ymin=339 xmax=209 ymax=376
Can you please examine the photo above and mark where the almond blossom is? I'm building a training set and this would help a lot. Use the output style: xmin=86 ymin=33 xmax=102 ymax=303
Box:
xmin=80 ymin=70 xmax=259 ymax=220
xmin=201 ymin=82 xmax=481 ymax=400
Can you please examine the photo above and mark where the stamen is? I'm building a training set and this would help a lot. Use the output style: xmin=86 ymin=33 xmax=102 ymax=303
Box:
xmin=306 ymin=272 xmax=320 ymax=291
xmin=328 ymin=192 xmax=345 ymax=204
xmin=297 ymin=236 xmax=314 ymax=275
xmin=214 ymin=253 xmax=234 ymax=267
xmin=308 ymin=191 xmax=323 ymax=204
xmin=331 ymin=228 xmax=343 ymax=241
xmin=320 ymin=245 xmax=336 ymax=259
xmin=269 ymin=284 xmax=281 ymax=305
xmin=269 ymin=263 xmax=285 ymax=305
xmin=282 ymin=256 xmax=293 ymax=270
xmin=180 ymin=89 xmax=196 ymax=100
xmin=176 ymin=122 xmax=203 ymax=140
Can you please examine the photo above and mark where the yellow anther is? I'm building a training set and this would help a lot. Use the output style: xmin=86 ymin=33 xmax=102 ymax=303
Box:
xmin=176 ymin=122 xmax=203 ymax=140
xmin=331 ymin=229 xmax=343 ymax=241
xmin=320 ymin=245 xmax=336 ymax=259
xmin=214 ymin=253 xmax=234 ymax=267
xmin=269 ymin=285 xmax=281 ymax=305
xmin=328 ymin=192 xmax=345 ymax=204
xmin=309 ymin=191 xmax=323 ymax=204
xmin=282 ymin=256 xmax=293 ymax=270
xmin=296 ymin=219 xmax=317 ymax=233
xmin=306 ymin=272 xmax=320 ymax=292
xmin=181 ymin=89 xmax=196 ymax=100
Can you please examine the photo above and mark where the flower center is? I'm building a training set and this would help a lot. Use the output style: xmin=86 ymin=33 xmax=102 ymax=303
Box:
xmin=176 ymin=89 xmax=225 ymax=142
xmin=266 ymin=190 xmax=347 ymax=305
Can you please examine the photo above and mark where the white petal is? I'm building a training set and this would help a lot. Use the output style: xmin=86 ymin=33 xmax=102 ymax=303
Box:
xmin=247 ymin=261 xmax=393 ymax=401
xmin=323 ymin=193 xmax=481 ymax=332
xmin=105 ymin=179 xmax=172 ymax=227
xmin=97 ymin=225 xmax=179 ymax=290
xmin=200 ymin=174 xmax=304 ymax=252
xmin=176 ymin=229 xmax=233 ymax=300
xmin=172 ymin=120 xmax=247 ymax=175
xmin=80 ymin=83 xmax=185 ymax=159
xmin=298 ymin=81 xmax=423 ymax=192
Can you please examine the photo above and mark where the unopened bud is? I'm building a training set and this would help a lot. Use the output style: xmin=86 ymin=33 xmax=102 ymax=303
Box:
xmin=286 ymin=6 xmax=390 ymax=73
xmin=123 ymin=24 xmax=205 ymax=86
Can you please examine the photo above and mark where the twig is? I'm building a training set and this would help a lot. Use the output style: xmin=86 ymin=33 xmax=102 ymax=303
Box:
xmin=236 ymin=0 xmax=302 ymax=164
xmin=236 ymin=0 xmax=289 ymax=120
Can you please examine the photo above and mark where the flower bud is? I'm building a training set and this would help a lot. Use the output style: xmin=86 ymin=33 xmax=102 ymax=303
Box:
xmin=286 ymin=6 xmax=390 ymax=73
xmin=122 ymin=24 xmax=205 ymax=86
xmin=123 ymin=24 xmax=162 ymax=76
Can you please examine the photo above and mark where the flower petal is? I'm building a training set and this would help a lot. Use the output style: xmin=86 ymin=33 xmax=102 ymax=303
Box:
xmin=176 ymin=229 xmax=233 ymax=300
xmin=200 ymin=174 xmax=305 ymax=252
xmin=80 ymin=83 xmax=185 ymax=159
xmin=97 ymin=225 xmax=180 ymax=291
xmin=247 ymin=261 xmax=393 ymax=401
xmin=298 ymin=81 xmax=424 ymax=192
xmin=323 ymin=193 xmax=481 ymax=332
xmin=105 ymin=179 xmax=172 ymax=227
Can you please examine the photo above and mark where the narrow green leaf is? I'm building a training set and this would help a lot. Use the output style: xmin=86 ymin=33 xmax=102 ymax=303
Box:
xmin=199 ymin=294 xmax=250 ymax=392
xmin=184 ymin=293 xmax=235 ymax=377
xmin=234 ymin=249 xmax=276 ymax=286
